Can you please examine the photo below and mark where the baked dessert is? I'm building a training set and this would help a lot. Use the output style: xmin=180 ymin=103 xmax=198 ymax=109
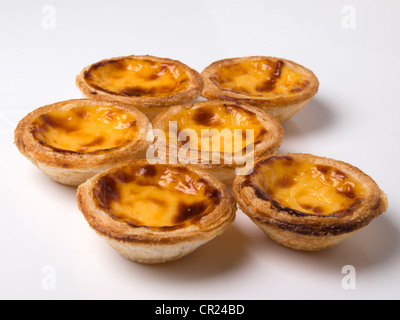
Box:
xmin=76 ymin=55 xmax=203 ymax=120
xmin=14 ymin=99 xmax=150 ymax=186
xmin=77 ymin=160 xmax=236 ymax=264
xmin=233 ymin=153 xmax=388 ymax=251
xmin=201 ymin=56 xmax=319 ymax=122
xmin=150 ymin=100 xmax=284 ymax=185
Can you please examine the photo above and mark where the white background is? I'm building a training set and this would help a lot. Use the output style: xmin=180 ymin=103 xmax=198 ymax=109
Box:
xmin=1 ymin=0 xmax=399 ymax=300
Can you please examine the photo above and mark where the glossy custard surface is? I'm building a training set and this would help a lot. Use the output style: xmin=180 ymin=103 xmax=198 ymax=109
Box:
xmin=84 ymin=58 xmax=190 ymax=97
xmin=211 ymin=58 xmax=310 ymax=97
xmin=93 ymin=164 xmax=221 ymax=228
xmin=163 ymin=103 xmax=268 ymax=153
xmin=247 ymin=156 xmax=367 ymax=216
xmin=31 ymin=105 xmax=138 ymax=153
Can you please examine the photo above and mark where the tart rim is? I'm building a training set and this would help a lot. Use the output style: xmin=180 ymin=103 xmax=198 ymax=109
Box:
xmin=150 ymin=99 xmax=284 ymax=169
xmin=14 ymin=98 xmax=150 ymax=170
xmin=233 ymin=153 xmax=388 ymax=237
xmin=77 ymin=160 xmax=237 ymax=244
xmin=201 ymin=56 xmax=319 ymax=109
xmin=76 ymin=55 xmax=204 ymax=108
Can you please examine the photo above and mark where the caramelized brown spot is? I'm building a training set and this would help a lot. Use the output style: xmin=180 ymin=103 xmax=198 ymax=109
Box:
xmin=300 ymin=203 xmax=313 ymax=210
xmin=316 ymin=165 xmax=330 ymax=174
xmin=312 ymin=206 xmax=324 ymax=214
xmin=193 ymin=108 xmax=222 ymax=126
xmin=120 ymin=86 xmax=154 ymax=97
xmin=82 ymin=136 xmax=105 ymax=148
xmin=276 ymin=175 xmax=296 ymax=188
xmin=252 ymin=185 xmax=270 ymax=202
xmin=255 ymin=60 xmax=284 ymax=92
xmin=93 ymin=59 xmax=125 ymax=71
xmin=73 ymin=109 xmax=89 ymax=119
xmin=174 ymin=201 xmax=208 ymax=224
xmin=34 ymin=114 xmax=79 ymax=134
xmin=138 ymin=165 xmax=157 ymax=177
xmin=93 ymin=175 xmax=119 ymax=212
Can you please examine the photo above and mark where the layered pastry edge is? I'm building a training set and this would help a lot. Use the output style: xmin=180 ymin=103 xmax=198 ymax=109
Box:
xmin=233 ymin=153 xmax=388 ymax=250
xmin=14 ymin=99 xmax=150 ymax=186
xmin=76 ymin=55 xmax=204 ymax=114
xmin=77 ymin=160 xmax=236 ymax=263
xmin=201 ymin=56 xmax=319 ymax=122
xmin=150 ymin=100 xmax=284 ymax=183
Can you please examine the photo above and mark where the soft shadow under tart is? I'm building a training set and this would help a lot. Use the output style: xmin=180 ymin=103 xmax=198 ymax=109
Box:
xmin=14 ymin=99 xmax=150 ymax=186
xmin=77 ymin=160 xmax=236 ymax=264
xmin=201 ymin=56 xmax=319 ymax=122
xmin=150 ymin=100 xmax=284 ymax=185
xmin=76 ymin=55 xmax=203 ymax=120
xmin=233 ymin=153 xmax=388 ymax=251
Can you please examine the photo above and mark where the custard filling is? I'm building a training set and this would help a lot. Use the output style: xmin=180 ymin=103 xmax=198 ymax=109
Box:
xmin=211 ymin=59 xmax=310 ymax=97
xmin=84 ymin=58 xmax=190 ymax=97
xmin=247 ymin=156 xmax=367 ymax=216
xmin=93 ymin=164 xmax=221 ymax=228
xmin=31 ymin=105 xmax=138 ymax=153
xmin=162 ymin=103 xmax=268 ymax=153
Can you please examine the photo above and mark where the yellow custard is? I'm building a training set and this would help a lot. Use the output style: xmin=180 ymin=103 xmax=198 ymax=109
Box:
xmin=93 ymin=164 xmax=221 ymax=228
xmin=164 ymin=103 xmax=268 ymax=153
xmin=248 ymin=156 xmax=367 ymax=216
xmin=84 ymin=58 xmax=190 ymax=97
xmin=31 ymin=105 xmax=138 ymax=153
xmin=211 ymin=59 xmax=309 ymax=97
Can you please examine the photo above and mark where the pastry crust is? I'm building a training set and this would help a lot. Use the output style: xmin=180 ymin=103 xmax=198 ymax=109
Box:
xmin=233 ymin=153 xmax=388 ymax=251
xmin=150 ymin=100 xmax=284 ymax=185
xmin=76 ymin=55 xmax=203 ymax=120
xmin=14 ymin=99 xmax=150 ymax=186
xmin=201 ymin=56 xmax=319 ymax=122
xmin=77 ymin=160 xmax=236 ymax=264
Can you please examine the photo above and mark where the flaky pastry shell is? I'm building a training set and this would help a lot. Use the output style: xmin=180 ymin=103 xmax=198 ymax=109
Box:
xmin=76 ymin=55 xmax=203 ymax=120
xmin=233 ymin=153 xmax=388 ymax=251
xmin=201 ymin=56 xmax=319 ymax=122
xmin=14 ymin=99 xmax=150 ymax=186
xmin=150 ymin=100 xmax=284 ymax=185
xmin=77 ymin=160 xmax=236 ymax=264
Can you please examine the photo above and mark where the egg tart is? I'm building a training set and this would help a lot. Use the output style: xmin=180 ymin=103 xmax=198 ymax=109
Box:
xmin=14 ymin=99 xmax=150 ymax=186
xmin=201 ymin=56 xmax=319 ymax=122
xmin=150 ymin=100 xmax=283 ymax=185
xmin=77 ymin=160 xmax=236 ymax=264
xmin=76 ymin=55 xmax=203 ymax=120
xmin=233 ymin=153 xmax=388 ymax=251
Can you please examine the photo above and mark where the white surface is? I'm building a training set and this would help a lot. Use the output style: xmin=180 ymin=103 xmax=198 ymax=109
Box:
xmin=1 ymin=0 xmax=400 ymax=300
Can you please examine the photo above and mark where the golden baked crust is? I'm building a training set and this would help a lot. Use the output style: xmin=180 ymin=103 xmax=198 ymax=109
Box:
xmin=150 ymin=100 xmax=284 ymax=184
xmin=77 ymin=160 xmax=236 ymax=263
xmin=76 ymin=55 xmax=203 ymax=120
xmin=233 ymin=153 xmax=388 ymax=251
xmin=201 ymin=56 xmax=319 ymax=122
xmin=14 ymin=99 xmax=150 ymax=186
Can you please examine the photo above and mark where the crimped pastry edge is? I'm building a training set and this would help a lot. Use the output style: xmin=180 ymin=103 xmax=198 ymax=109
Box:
xmin=201 ymin=56 xmax=319 ymax=122
xmin=77 ymin=160 xmax=237 ymax=263
xmin=233 ymin=153 xmax=388 ymax=251
xmin=14 ymin=99 xmax=150 ymax=186
xmin=150 ymin=100 xmax=284 ymax=185
xmin=76 ymin=55 xmax=204 ymax=120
